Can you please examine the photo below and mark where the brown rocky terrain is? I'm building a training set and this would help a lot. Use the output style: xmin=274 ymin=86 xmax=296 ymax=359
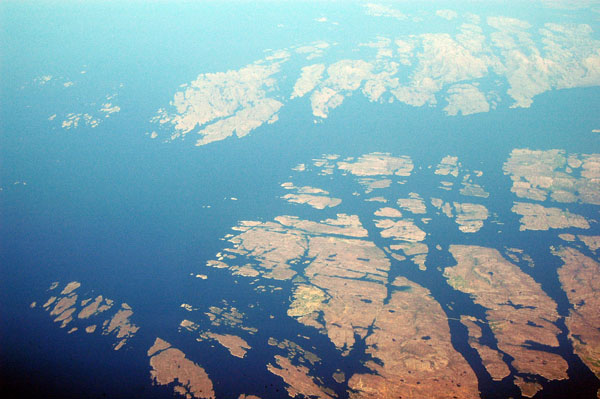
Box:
xmin=148 ymin=338 xmax=215 ymax=399
xmin=445 ymin=245 xmax=569 ymax=388
xmin=554 ymin=246 xmax=600 ymax=378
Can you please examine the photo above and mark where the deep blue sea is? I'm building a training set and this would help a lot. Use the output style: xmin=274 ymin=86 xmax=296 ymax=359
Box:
xmin=1 ymin=1 xmax=600 ymax=398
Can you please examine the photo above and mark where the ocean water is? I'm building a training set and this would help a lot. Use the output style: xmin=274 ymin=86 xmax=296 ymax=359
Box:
xmin=3 ymin=83 xmax=599 ymax=397
xmin=2 ymin=1 xmax=600 ymax=398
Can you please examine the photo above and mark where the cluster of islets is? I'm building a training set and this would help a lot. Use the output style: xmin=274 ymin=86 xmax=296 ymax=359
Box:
xmin=197 ymin=150 xmax=600 ymax=398
xmin=33 ymin=149 xmax=600 ymax=399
